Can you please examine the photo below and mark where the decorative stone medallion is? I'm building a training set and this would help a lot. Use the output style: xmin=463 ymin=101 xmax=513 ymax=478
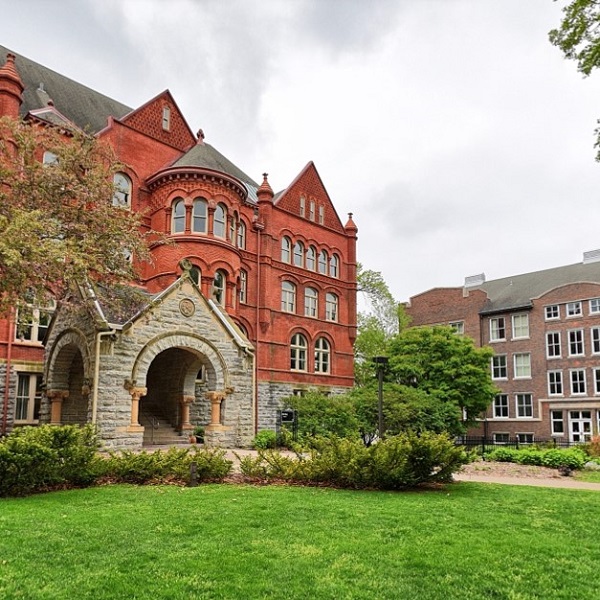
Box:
xmin=179 ymin=298 xmax=195 ymax=317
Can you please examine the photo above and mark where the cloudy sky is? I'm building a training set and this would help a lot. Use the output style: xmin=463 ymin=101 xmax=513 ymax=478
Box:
xmin=2 ymin=0 xmax=600 ymax=302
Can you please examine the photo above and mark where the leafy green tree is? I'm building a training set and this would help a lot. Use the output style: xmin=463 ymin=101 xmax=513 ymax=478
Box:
xmin=0 ymin=117 xmax=152 ymax=313
xmin=549 ymin=0 xmax=600 ymax=160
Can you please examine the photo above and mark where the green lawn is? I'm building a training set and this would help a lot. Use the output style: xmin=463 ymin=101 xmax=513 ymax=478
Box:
xmin=1 ymin=482 xmax=599 ymax=599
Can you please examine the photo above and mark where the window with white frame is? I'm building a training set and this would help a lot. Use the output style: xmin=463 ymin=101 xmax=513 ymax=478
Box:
xmin=493 ymin=394 xmax=509 ymax=418
xmin=570 ymin=369 xmax=586 ymax=395
xmin=239 ymin=270 xmax=247 ymax=304
xmin=229 ymin=215 xmax=236 ymax=244
xmin=309 ymin=200 xmax=315 ymax=221
xmin=516 ymin=393 xmax=533 ymax=418
xmin=304 ymin=287 xmax=318 ymax=318
xmin=329 ymin=254 xmax=339 ymax=278
xmin=172 ymin=198 xmax=185 ymax=233
xmin=548 ymin=370 xmax=563 ymax=396
xmin=569 ymin=329 xmax=584 ymax=356
xmin=450 ymin=321 xmax=464 ymax=335
xmin=567 ymin=301 xmax=582 ymax=317
xmin=545 ymin=305 xmax=559 ymax=320
xmin=214 ymin=204 xmax=227 ymax=238
xmin=237 ymin=221 xmax=246 ymax=249
xmin=551 ymin=410 xmax=564 ymax=435
xmin=192 ymin=198 xmax=208 ymax=233
xmin=314 ymin=337 xmax=330 ymax=373
xmin=489 ymin=317 xmax=506 ymax=341
xmin=14 ymin=374 xmax=42 ymax=423
xmin=290 ymin=333 xmax=307 ymax=371
xmin=594 ymin=368 xmax=600 ymax=394
xmin=325 ymin=293 xmax=338 ymax=322
xmin=491 ymin=355 xmax=507 ymax=380
xmin=546 ymin=332 xmax=561 ymax=358
xmin=306 ymin=246 xmax=316 ymax=271
xmin=113 ymin=172 xmax=132 ymax=209
xmin=162 ymin=105 xmax=171 ymax=131
xmin=511 ymin=314 xmax=529 ymax=339
xmin=514 ymin=353 xmax=531 ymax=378
xmin=16 ymin=301 xmax=55 ymax=343
xmin=299 ymin=196 xmax=306 ymax=217
xmin=592 ymin=327 xmax=600 ymax=354
xmin=318 ymin=250 xmax=328 ymax=274
xmin=318 ymin=205 xmax=324 ymax=225
xmin=213 ymin=271 xmax=226 ymax=305
xmin=293 ymin=241 xmax=304 ymax=268
xmin=281 ymin=281 xmax=296 ymax=313
xmin=591 ymin=298 xmax=600 ymax=314
xmin=281 ymin=237 xmax=291 ymax=263
xmin=493 ymin=432 xmax=510 ymax=444
xmin=516 ymin=433 xmax=534 ymax=444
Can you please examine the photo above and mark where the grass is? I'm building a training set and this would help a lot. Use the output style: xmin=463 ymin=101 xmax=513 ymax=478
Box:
xmin=1 ymin=482 xmax=600 ymax=599
xmin=574 ymin=469 xmax=600 ymax=483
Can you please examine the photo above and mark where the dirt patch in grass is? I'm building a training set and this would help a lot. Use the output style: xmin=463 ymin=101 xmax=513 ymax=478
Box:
xmin=460 ymin=460 xmax=563 ymax=479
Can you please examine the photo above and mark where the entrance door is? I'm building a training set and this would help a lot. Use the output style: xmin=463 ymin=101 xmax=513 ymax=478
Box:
xmin=569 ymin=410 xmax=592 ymax=443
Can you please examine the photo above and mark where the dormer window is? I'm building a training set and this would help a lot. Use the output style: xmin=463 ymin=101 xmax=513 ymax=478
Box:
xmin=162 ymin=106 xmax=171 ymax=131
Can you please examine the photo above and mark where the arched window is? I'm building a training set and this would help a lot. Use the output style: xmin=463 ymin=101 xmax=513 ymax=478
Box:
xmin=239 ymin=269 xmax=247 ymax=303
xmin=190 ymin=266 xmax=201 ymax=285
xmin=329 ymin=254 xmax=339 ymax=278
xmin=304 ymin=287 xmax=318 ymax=318
xmin=192 ymin=198 xmax=207 ymax=233
xmin=293 ymin=241 xmax=304 ymax=268
xmin=306 ymin=246 xmax=316 ymax=271
xmin=237 ymin=221 xmax=246 ymax=249
xmin=213 ymin=271 xmax=226 ymax=305
xmin=318 ymin=250 xmax=328 ymax=274
xmin=281 ymin=281 xmax=296 ymax=313
xmin=214 ymin=204 xmax=227 ymax=238
xmin=281 ymin=236 xmax=291 ymax=263
xmin=113 ymin=172 xmax=132 ymax=209
xmin=172 ymin=198 xmax=185 ymax=233
xmin=325 ymin=293 xmax=338 ymax=322
xmin=314 ymin=338 xmax=331 ymax=373
xmin=229 ymin=214 xmax=236 ymax=243
xmin=291 ymin=333 xmax=307 ymax=371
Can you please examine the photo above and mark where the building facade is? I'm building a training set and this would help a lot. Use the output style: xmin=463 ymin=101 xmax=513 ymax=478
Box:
xmin=0 ymin=48 xmax=357 ymax=448
xmin=405 ymin=252 xmax=600 ymax=444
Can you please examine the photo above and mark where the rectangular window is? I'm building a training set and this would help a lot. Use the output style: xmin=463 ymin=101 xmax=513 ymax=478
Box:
xmin=512 ymin=314 xmax=529 ymax=339
xmin=490 ymin=317 xmax=506 ymax=341
xmin=514 ymin=353 xmax=531 ymax=378
xmin=545 ymin=305 xmax=559 ymax=320
xmin=516 ymin=433 xmax=534 ymax=444
xmin=491 ymin=355 xmax=507 ymax=380
xmin=590 ymin=298 xmax=600 ymax=314
xmin=309 ymin=200 xmax=315 ymax=221
xmin=569 ymin=329 xmax=584 ymax=356
xmin=548 ymin=370 xmax=563 ymax=396
xmin=493 ymin=394 xmax=509 ymax=418
xmin=567 ymin=301 xmax=582 ymax=317
xmin=594 ymin=368 xmax=600 ymax=394
xmin=516 ymin=393 xmax=533 ymax=418
xmin=570 ymin=369 xmax=586 ymax=395
xmin=546 ymin=332 xmax=561 ymax=358
xmin=162 ymin=106 xmax=171 ymax=131
xmin=16 ymin=305 xmax=54 ymax=343
xmin=592 ymin=327 xmax=600 ymax=354
xmin=551 ymin=410 xmax=564 ymax=435
xmin=318 ymin=205 xmax=324 ymax=225
xmin=14 ymin=374 xmax=42 ymax=423
xmin=493 ymin=433 xmax=510 ymax=444
xmin=299 ymin=196 xmax=305 ymax=217
xmin=449 ymin=321 xmax=464 ymax=335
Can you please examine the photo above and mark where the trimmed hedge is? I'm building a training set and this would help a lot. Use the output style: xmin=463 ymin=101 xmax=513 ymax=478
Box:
xmin=238 ymin=431 xmax=470 ymax=490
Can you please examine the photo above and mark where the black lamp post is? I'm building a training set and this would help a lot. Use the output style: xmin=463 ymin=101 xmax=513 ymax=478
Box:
xmin=373 ymin=356 xmax=389 ymax=438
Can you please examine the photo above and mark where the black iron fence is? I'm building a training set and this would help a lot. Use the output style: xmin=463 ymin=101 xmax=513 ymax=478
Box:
xmin=457 ymin=435 xmax=577 ymax=456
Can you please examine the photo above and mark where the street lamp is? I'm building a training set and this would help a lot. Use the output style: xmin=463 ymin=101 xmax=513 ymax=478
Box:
xmin=373 ymin=356 xmax=389 ymax=438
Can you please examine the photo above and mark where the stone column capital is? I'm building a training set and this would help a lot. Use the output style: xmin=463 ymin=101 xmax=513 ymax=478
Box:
xmin=129 ymin=387 xmax=147 ymax=401
xmin=46 ymin=389 xmax=69 ymax=401
xmin=205 ymin=390 xmax=225 ymax=402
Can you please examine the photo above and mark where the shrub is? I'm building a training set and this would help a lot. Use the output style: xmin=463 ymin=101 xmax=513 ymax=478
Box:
xmin=486 ymin=447 xmax=519 ymax=462
xmin=540 ymin=449 xmax=587 ymax=470
xmin=253 ymin=430 xmax=277 ymax=449
xmin=0 ymin=424 xmax=99 ymax=497
xmin=486 ymin=446 xmax=586 ymax=470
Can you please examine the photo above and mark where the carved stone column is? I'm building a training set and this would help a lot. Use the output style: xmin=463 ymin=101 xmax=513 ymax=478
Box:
xmin=46 ymin=389 xmax=69 ymax=425
xmin=179 ymin=395 xmax=195 ymax=432
xmin=127 ymin=386 xmax=147 ymax=433
xmin=205 ymin=391 xmax=225 ymax=428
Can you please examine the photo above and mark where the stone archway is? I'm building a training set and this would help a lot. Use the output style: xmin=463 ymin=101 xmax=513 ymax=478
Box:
xmin=44 ymin=329 xmax=92 ymax=426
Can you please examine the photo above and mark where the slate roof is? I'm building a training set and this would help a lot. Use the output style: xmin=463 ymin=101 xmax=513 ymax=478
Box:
xmin=472 ymin=259 xmax=600 ymax=314
xmin=92 ymin=283 xmax=154 ymax=326
xmin=172 ymin=142 xmax=259 ymax=202
xmin=0 ymin=45 xmax=132 ymax=133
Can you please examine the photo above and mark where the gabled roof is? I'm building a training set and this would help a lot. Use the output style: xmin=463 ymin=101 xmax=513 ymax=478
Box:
xmin=1 ymin=46 xmax=132 ymax=133
xmin=472 ymin=259 xmax=600 ymax=314
xmin=171 ymin=142 xmax=259 ymax=202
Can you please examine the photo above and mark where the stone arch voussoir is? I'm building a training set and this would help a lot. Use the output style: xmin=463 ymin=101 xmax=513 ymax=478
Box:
xmin=45 ymin=328 xmax=92 ymax=390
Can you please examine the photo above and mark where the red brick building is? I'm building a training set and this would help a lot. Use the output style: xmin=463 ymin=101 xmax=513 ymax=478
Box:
xmin=0 ymin=47 xmax=357 ymax=447
xmin=405 ymin=253 xmax=600 ymax=444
